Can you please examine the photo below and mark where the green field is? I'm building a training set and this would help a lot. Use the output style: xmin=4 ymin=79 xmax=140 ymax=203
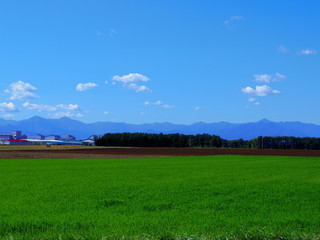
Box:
xmin=0 ymin=155 xmax=319 ymax=240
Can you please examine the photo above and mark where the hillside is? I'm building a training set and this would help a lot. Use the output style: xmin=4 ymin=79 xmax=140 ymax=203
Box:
xmin=1 ymin=117 xmax=320 ymax=140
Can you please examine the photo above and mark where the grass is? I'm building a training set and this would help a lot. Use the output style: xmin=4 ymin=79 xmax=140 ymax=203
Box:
xmin=0 ymin=155 xmax=319 ymax=240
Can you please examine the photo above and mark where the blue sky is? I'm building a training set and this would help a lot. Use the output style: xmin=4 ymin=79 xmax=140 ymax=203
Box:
xmin=0 ymin=0 xmax=319 ymax=124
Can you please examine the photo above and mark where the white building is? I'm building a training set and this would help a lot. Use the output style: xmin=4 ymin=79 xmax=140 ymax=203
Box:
xmin=63 ymin=134 xmax=76 ymax=140
xmin=45 ymin=135 xmax=61 ymax=140
xmin=28 ymin=134 xmax=45 ymax=140
xmin=0 ymin=134 xmax=13 ymax=140
xmin=11 ymin=131 xmax=22 ymax=139
xmin=82 ymin=139 xmax=95 ymax=146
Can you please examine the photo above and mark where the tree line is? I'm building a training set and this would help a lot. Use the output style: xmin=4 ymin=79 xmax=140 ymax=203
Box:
xmin=95 ymin=133 xmax=320 ymax=150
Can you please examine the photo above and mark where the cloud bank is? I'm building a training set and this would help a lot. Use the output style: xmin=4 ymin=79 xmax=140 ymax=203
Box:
xmin=50 ymin=112 xmax=83 ymax=119
xmin=253 ymin=73 xmax=286 ymax=83
xmin=76 ymin=82 xmax=98 ymax=91
xmin=112 ymin=73 xmax=151 ymax=92
xmin=145 ymin=100 xmax=175 ymax=109
xmin=23 ymin=102 xmax=80 ymax=112
xmin=0 ymin=102 xmax=19 ymax=112
xmin=23 ymin=102 xmax=57 ymax=112
xmin=297 ymin=49 xmax=317 ymax=55
xmin=242 ymin=85 xmax=280 ymax=96
xmin=224 ymin=16 xmax=244 ymax=29
xmin=5 ymin=81 xmax=38 ymax=100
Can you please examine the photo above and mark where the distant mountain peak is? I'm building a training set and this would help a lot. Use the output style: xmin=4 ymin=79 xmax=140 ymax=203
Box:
xmin=58 ymin=117 xmax=76 ymax=122
xmin=26 ymin=116 xmax=46 ymax=121
xmin=258 ymin=118 xmax=273 ymax=123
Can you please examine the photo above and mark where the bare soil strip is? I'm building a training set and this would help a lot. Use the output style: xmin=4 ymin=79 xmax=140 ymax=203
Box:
xmin=1 ymin=147 xmax=320 ymax=159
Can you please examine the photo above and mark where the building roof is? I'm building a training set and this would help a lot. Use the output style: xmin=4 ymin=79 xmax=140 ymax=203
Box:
xmin=7 ymin=139 xmax=29 ymax=142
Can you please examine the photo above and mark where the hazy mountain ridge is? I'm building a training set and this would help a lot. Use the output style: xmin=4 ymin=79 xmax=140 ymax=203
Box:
xmin=0 ymin=116 xmax=320 ymax=140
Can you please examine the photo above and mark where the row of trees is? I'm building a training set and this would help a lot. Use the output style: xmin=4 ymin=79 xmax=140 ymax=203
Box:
xmin=95 ymin=133 xmax=320 ymax=150
xmin=95 ymin=133 xmax=225 ymax=148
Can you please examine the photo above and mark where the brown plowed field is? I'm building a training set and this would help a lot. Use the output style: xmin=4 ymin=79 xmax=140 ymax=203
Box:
xmin=1 ymin=147 xmax=320 ymax=159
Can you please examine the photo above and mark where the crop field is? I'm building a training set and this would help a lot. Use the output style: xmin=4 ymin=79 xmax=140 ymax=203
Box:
xmin=0 ymin=155 xmax=319 ymax=240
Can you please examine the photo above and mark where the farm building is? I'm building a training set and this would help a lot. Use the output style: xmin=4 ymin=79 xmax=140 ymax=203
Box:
xmin=87 ymin=135 xmax=101 ymax=140
xmin=28 ymin=134 xmax=45 ymax=140
xmin=11 ymin=131 xmax=22 ymax=139
xmin=82 ymin=139 xmax=95 ymax=146
xmin=45 ymin=135 xmax=61 ymax=140
xmin=63 ymin=134 xmax=76 ymax=140
xmin=0 ymin=134 xmax=13 ymax=140
xmin=2 ymin=139 xmax=32 ymax=145
xmin=26 ymin=139 xmax=82 ymax=145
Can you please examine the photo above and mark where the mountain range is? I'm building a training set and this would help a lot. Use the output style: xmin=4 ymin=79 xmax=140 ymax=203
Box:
xmin=1 ymin=116 xmax=320 ymax=140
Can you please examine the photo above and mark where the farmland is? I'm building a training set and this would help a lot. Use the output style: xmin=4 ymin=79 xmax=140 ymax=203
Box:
xmin=0 ymin=154 xmax=319 ymax=240
xmin=1 ymin=146 xmax=320 ymax=159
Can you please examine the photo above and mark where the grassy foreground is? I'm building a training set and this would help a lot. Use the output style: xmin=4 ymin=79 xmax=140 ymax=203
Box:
xmin=0 ymin=155 xmax=319 ymax=240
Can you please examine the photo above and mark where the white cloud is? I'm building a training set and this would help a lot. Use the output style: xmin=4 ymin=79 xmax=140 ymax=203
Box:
xmin=248 ymin=97 xmax=260 ymax=105
xmin=2 ymin=113 xmax=14 ymax=119
xmin=51 ymin=112 xmax=83 ymax=119
xmin=230 ymin=16 xmax=244 ymax=21
xmin=112 ymin=73 xmax=151 ymax=92
xmin=109 ymin=28 xmax=117 ymax=38
xmin=144 ymin=100 xmax=162 ymax=106
xmin=23 ymin=102 xmax=57 ymax=112
xmin=194 ymin=106 xmax=201 ymax=111
xmin=113 ymin=73 xmax=150 ymax=84
xmin=5 ymin=81 xmax=38 ymax=100
xmin=0 ymin=102 xmax=19 ymax=112
xmin=104 ymin=111 xmax=110 ymax=115
xmin=242 ymin=85 xmax=280 ymax=96
xmin=57 ymin=104 xmax=79 ymax=111
xmin=145 ymin=100 xmax=175 ymax=109
xmin=253 ymin=73 xmax=286 ymax=83
xmin=278 ymin=45 xmax=290 ymax=53
xmin=274 ymin=73 xmax=286 ymax=80
xmin=297 ymin=49 xmax=317 ymax=55
xmin=76 ymin=82 xmax=98 ymax=91
xmin=254 ymin=74 xmax=272 ymax=83
xmin=162 ymin=104 xmax=175 ymax=109
xmin=128 ymin=83 xmax=151 ymax=92
xmin=23 ymin=102 xmax=79 ymax=112
xmin=224 ymin=16 xmax=244 ymax=29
